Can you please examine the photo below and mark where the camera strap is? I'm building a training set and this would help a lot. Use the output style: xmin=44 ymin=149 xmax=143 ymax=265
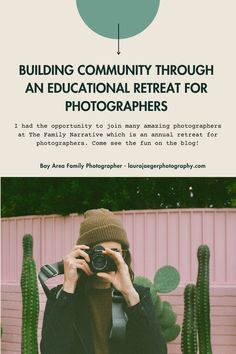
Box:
xmin=38 ymin=261 xmax=64 ymax=298
xmin=110 ymin=288 xmax=128 ymax=342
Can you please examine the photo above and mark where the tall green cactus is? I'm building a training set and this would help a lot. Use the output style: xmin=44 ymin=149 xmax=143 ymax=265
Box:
xmin=181 ymin=284 xmax=198 ymax=354
xmin=196 ymin=244 xmax=213 ymax=354
xmin=181 ymin=244 xmax=213 ymax=354
xmin=21 ymin=234 xmax=39 ymax=354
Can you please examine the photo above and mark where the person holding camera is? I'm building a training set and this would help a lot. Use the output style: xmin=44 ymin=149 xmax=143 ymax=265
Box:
xmin=40 ymin=209 xmax=167 ymax=354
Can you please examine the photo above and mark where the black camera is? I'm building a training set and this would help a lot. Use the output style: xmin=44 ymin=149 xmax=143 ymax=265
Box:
xmin=38 ymin=246 xmax=119 ymax=295
xmin=84 ymin=245 xmax=117 ymax=273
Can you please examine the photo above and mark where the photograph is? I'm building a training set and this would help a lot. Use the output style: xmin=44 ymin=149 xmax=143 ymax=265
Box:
xmin=1 ymin=177 xmax=236 ymax=354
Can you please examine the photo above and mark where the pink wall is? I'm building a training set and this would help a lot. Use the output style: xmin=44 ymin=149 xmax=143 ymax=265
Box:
xmin=1 ymin=209 xmax=236 ymax=354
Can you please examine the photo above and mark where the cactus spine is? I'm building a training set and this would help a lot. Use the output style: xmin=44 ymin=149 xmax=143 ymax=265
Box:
xmin=181 ymin=284 xmax=198 ymax=354
xmin=21 ymin=234 xmax=39 ymax=354
xmin=196 ymin=245 xmax=213 ymax=354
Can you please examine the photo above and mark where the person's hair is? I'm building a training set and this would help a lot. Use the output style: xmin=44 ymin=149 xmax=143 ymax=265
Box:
xmin=122 ymin=247 xmax=134 ymax=282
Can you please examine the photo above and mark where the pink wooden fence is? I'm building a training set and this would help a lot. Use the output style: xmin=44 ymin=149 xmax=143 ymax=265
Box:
xmin=1 ymin=209 xmax=236 ymax=354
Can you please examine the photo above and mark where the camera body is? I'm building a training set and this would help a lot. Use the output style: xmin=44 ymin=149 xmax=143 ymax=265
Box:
xmin=84 ymin=245 xmax=117 ymax=273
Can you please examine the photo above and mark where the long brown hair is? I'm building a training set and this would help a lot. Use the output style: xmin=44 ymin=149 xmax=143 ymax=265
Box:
xmin=122 ymin=247 xmax=134 ymax=282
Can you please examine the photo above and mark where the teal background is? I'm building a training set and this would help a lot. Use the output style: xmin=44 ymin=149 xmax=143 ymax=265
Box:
xmin=76 ymin=0 xmax=160 ymax=39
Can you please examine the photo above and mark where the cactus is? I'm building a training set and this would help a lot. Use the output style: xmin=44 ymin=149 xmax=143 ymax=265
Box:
xmin=134 ymin=275 xmax=158 ymax=304
xmin=134 ymin=265 xmax=181 ymax=343
xmin=159 ymin=302 xmax=177 ymax=329
xmin=196 ymin=245 xmax=213 ymax=354
xmin=154 ymin=266 xmax=180 ymax=293
xmin=181 ymin=244 xmax=213 ymax=354
xmin=21 ymin=234 xmax=39 ymax=354
xmin=134 ymin=276 xmax=153 ymax=289
xmin=158 ymin=301 xmax=180 ymax=342
xmin=163 ymin=324 xmax=181 ymax=343
xmin=154 ymin=295 xmax=163 ymax=317
xmin=181 ymin=284 xmax=198 ymax=354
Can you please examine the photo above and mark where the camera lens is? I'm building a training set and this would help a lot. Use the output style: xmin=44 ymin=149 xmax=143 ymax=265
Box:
xmin=92 ymin=254 xmax=107 ymax=271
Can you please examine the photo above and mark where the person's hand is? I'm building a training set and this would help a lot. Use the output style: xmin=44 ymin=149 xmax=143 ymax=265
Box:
xmin=97 ymin=248 xmax=140 ymax=307
xmin=63 ymin=245 xmax=93 ymax=293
